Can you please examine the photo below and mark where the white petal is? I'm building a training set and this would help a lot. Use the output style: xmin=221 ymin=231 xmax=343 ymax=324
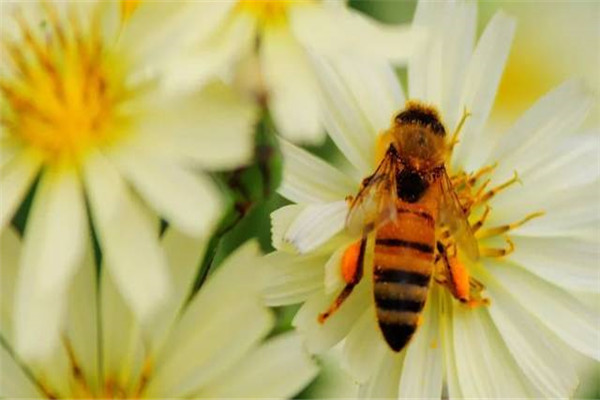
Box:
xmin=342 ymin=307 xmax=387 ymax=384
xmin=0 ymin=151 xmax=42 ymax=232
xmin=409 ymin=0 xmax=477 ymax=126
xmin=172 ymin=83 xmax=258 ymax=170
xmin=263 ymin=251 xmax=326 ymax=307
xmin=0 ymin=194 xmax=44 ymax=398
xmin=397 ymin=288 xmax=443 ymax=398
xmin=111 ymin=149 xmax=221 ymax=237
xmin=487 ymin=259 xmax=600 ymax=361
xmin=439 ymin=291 xmax=463 ymax=399
xmin=99 ymin=261 xmax=145 ymax=385
xmin=291 ymin=4 xmax=415 ymax=63
xmin=118 ymin=2 xmax=236 ymax=75
xmin=357 ymin=351 xmax=404 ymax=399
xmin=484 ymin=271 xmax=579 ymax=398
xmin=161 ymin=14 xmax=256 ymax=93
xmin=499 ymin=134 xmax=598 ymax=192
xmin=313 ymin=55 xmax=401 ymax=174
xmin=507 ymin=235 xmax=599 ymax=292
xmin=438 ymin=3 xmax=477 ymax=129
xmin=0 ymin=344 xmax=43 ymax=398
xmin=271 ymin=204 xmax=305 ymax=251
xmin=144 ymin=228 xmax=209 ymax=351
xmin=261 ymin=25 xmax=323 ymax=143
xmin=452 ymin=11 xmax=516 ymax=171
xmin=198 ymin=333 xmax=319 ymax=398
xmin=485 ymin=135 xmax=599 ymax=234
xmin=284 ymin=200 xmax=348 ymax=254
xmin=15 ymin=168 xmax=86 ymax=362
xmin=489 ymin=80 xmax=593 ymax=175
xmin=323 ymin=57 xmax=404 ymax=136
xmin=279 ymin=139 xmax=356 ymax=203
xmin=490 ymin=181 xmax=599 ymax=237
xmin=83 ymin=152 xmax=171 ymax=321
xmin=330 ymin=9 xmax=415 ymax=63
xmin=293 ymin=277 xmax=369 ymax=354
xmin=132 ymin=82 xmax=258 ymax=170
xmin=452 ymin=303 xmax=531 ymax=397
xmin=147 ymin=241 xmax=274 ymax=397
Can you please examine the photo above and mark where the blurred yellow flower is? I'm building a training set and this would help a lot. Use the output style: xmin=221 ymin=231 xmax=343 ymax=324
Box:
xmin=0 ymin=229 xmax=318 ymax=398
xmin=161 ymin=0 xmax=417 ymax=144
xmin=0 ymin=0 xmax=256 ymax=362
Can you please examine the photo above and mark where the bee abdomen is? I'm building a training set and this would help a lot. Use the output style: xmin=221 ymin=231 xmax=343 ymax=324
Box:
xmin=373 ymin=204 xmax=436 ymax=352
xmin=373 ymin=266 xmax=432 ymax=352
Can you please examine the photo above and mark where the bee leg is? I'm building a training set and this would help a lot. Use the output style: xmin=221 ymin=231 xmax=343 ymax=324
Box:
xmin=318 ymin=238 xmax=366 ymax=323
xmin=435 ymin=243 xmax=469 ymax=302
xmin=463 ymin=277 xmax=490 ymax=308
xmin=434 ymin=242 xmax=489 ymax=307
xmin=480 ymin=236 xmax=515 ymax=257
xmin=476 ymin=211 xmax=545 ymax=239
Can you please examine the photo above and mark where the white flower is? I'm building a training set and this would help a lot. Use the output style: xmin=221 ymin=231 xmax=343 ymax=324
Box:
xmin=0 ymin=1 xmax=257 ymax=361
xmin=264 ymin=1 xmax=599 ymax=398
xmin=164 ymin=0 xmax=416 ymax=144
xmin=0 ymin=227 xmax=318 ymax=399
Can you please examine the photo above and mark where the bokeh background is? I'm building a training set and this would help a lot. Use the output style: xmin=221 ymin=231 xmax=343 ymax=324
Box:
xmin=194 ymin=1 xmax=599 ymax=398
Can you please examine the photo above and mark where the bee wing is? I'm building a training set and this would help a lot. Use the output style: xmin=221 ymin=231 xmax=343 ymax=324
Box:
xmin=439 ymin=169 xmax=480 ymax=260
xmin=346 ymin=150 xmax=403 ymax=236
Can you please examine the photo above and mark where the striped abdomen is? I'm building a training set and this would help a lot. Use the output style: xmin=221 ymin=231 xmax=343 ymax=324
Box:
xmin=373 ymin=204 xmax=436 ymax=352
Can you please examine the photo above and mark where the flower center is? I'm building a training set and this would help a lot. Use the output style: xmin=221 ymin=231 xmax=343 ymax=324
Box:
xmin=34 ymin=339 xmax=154 ymax=398
xmin=237 ymin=0 xmax=299 ymax=25
xmin=0 ymin=5 xmax=127 ymax=165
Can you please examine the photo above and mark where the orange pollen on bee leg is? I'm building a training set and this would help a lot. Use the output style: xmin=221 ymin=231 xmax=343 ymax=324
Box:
xmin=448 ymin=255 xmax=470 ymax=302
xmin=341 ymin=241 xmax=362 ymax=283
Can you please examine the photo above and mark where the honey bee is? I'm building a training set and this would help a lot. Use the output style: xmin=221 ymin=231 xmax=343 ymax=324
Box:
xmin=318 ymin=102 xmax=481 ymax=352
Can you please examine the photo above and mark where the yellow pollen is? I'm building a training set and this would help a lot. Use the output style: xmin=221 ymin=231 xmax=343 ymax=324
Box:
xmin=1 ymin=5 xmax=126 ymax=165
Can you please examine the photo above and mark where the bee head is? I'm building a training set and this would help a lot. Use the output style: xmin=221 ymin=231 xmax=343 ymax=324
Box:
xmin=390 ymin=102 xmax=447 ymax=169
xmin=394 ymin=103 xmax=446 ymax=136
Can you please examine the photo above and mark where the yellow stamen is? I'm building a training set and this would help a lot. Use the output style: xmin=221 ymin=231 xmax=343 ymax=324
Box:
xmin=476 ymin=211 xmax=545 ymax=239
xmin=480 ymin=236 xmax=515 ymax=258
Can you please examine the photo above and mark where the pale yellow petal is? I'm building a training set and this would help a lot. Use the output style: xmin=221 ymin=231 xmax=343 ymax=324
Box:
xmin=198 ymin=333 xmax=319 ymax=398
xmin=15 ymin=168 xmax=87 ymax=362
xmin=84 ymin=152 xmax=171 ymax=322
xmin=261 ymin=25 xmax=323 ymax=143
xmin=0 ymin=151 xmax=42 ymax=232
